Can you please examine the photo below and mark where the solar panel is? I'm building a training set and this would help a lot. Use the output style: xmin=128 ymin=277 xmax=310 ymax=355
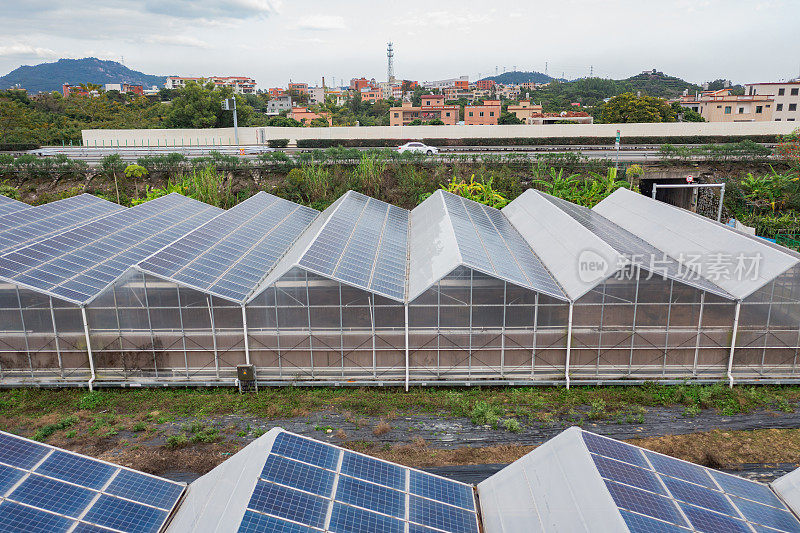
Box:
xmin=298 ymin=192 xmax=409 ymax=301
xmin=137 ymin=192 xmax=318 ymax=303
xmin=0 ymin=431 xmax=184 ymax=533
xmin=581 ymin=430 xmax=800 ymax=533
xmin=541 ymin=192 xmax=731 ymax=298
xmin=440 ymin=192 xmax=564 ymax=300
xmin=0 ymin=194 xmax=28 ymax=218
xmin=0 ymin=194 xmax=125 ymax=255
xmin=239 ymin=431 xmax=479 ymax=533
xmin=0 ymin=194 xmax=221 ymax=304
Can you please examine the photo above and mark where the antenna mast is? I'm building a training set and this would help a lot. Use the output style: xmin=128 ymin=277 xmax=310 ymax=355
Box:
xmin=387 ymin=42 xmax=395 ymax=82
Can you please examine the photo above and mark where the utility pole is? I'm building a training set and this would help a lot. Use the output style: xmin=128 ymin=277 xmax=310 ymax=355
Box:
xmin=590 ymin=65 xmax=593 ymax=77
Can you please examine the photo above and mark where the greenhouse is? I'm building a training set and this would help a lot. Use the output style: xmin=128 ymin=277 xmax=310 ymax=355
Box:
xmin=0 ymin=187 xmax=799 ymax=388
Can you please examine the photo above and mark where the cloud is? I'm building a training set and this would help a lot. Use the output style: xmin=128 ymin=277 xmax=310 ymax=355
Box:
xmin=294 ymin=15 xmax=346 ymax=31
xmin=0 ymin=43 xmax=60 ymax=58
xmin=142 ymin=0 xmax=281 ymax=20
xmin=144 ymin=35 xmax=211 ymax=49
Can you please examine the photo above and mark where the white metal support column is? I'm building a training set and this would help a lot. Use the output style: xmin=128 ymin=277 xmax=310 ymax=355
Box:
xmin=727 ymin=301 xmax=742 ymax=388
xmin=207 ymin=296 xmax=220 ymax=379
xmin=176 ymin=288 xmax=189 ymax=379
xmin=305 ymin=273 xmax=315 ymax=379
xmin=662 ymin=281 xmax=674 ymax=376
xmin=628 ymin=268 xmax=641 ymax=375
xmin=596 ymin=284 xmax=606 ymax=377
xmin=241 ymin=305 xmax=251 ymax=366
xmin=274 ymin=287 xmax=283 ymax=379
xmin=500 ymin=282 xmax=507 ymax=379
xmin=339 ymin=284 xmax=344 ymax=377
xmin=531 ymin=293 xmax=539 ymax=378
xmin=141 ymin=275 xmax=158 ymax=378
xmin=368 ymin=296 xmax=376 ymax=379
xmin=48 ymin=296 xmax=64 ymax=379
xmin=760 ymin=282 xmax=776 ymax=374
xmin=15 ymin=286 xmax=32 ymax=378
xmin=692 ymin=293 xmax=705 ymax=376
xmin=468 ymin=271 xmax=473 ymax=380
xmin=565 ymin=301 xmax=574 ymax=389
xmin=81 ymin=306 xmax=97 ymax=391
xmin=404 ymin=303 xmax=410 ymax=392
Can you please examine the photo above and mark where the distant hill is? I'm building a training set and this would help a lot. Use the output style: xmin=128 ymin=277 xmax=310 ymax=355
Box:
xmin=480 ymin=70 xmax=555 ymax=85
xmin=621 ymin=70 xmax=702 ymax=99
xmin=0 ymin=58 xmax=167 ymax=93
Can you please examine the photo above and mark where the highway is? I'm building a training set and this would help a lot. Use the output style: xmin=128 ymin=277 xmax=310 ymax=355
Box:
xmin=16 ymin=144 xmax=775 ymax=165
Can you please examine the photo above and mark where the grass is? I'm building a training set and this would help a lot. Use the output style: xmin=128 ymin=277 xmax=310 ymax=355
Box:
xmin=1 ymin=384 xmax=800 ymax=427
xmin=33 ymin=416 xmax=78 ymax=442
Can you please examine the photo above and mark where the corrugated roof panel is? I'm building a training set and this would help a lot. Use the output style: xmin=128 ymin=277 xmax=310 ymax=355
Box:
xmin=541 ymin=191 xmax=733 ymax=299
xmin=0 ymin=194 xmax=125 ymax=255
xmin=594 ymin=188 xmax=798 ymax=300
xmin=137 ymin=192 xmax=318 ymax=303
xmin=0 ymin=194 xmax=221 ymax=304
xmin=503 ymin=190 xmax=626 ymax=300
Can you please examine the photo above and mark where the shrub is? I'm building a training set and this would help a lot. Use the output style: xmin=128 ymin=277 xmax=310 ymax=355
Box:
xmin=77 ymin=391 xmax=107 ymax=410
xmin=34 ymin=416 xmax=78 ymax=441
xmin=165 ymin=434 xmax=188 ymax=449
xmin=267 ymin=139 xmax=289 ymax=148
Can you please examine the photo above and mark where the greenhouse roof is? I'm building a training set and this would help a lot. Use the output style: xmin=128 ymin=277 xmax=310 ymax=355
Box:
xmin=595 ymin=188 xmax=799 ymax=300
xmin=252 ymin=191 xmax=410 ymax=302
xmin=1 ymin=189 xmax=799 ymax=306
xmin=137 ymin=192 xmax=318 ymax=303
xmin=478 ymin=427 xmax=800 ymax=533
xmin=0 ymin=194 xmax=124 ymax=255
xmin=541 ymin=191 xmax=734 ymax=299
xmin=0 ymin=194 xmax=28 ymax=218
xmin=0 ymin=193 xmax=221 ymax=305
xmin=408 ymin=190 xmax=567 ymax=302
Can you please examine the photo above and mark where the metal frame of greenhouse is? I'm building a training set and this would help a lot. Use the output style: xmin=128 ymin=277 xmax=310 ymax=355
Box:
xmin=1 ymin=187 xmax=800 ymax=389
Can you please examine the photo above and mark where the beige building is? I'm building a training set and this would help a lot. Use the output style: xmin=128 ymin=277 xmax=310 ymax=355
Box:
xmin=674 ymin=89 xmax=774 ymax=122
xmin=507 ymin=100 xmax=544 ymax=121
xmin=746 ymin=80 xmax=800 ymax=122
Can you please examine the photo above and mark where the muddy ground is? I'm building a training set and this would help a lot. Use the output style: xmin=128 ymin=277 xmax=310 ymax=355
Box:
xmin=7 ymin=401 xmax=800 ymax=483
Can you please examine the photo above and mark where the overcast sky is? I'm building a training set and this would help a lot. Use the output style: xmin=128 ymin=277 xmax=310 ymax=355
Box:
xmin=1 ymin=0 xmax=798 ymax=87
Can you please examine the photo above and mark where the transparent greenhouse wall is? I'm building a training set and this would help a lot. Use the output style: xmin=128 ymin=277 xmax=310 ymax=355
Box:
xmin=572 ymin=269 xmax=736 ymax=379
xmin=247 ymin=268 xmax=406 ymax=381
xmin=88 ymin=270 xmax=245 ymax=381
xmin=408 ymin=267 xmax=570 ymax=381
xmin=0 ymin=283 xmax=85 ymax=382
xmin=734 ymin=263 xmax=800 ymax=378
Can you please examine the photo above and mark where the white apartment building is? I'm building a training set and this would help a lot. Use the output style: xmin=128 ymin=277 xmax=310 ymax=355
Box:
xmin=421 ymin=75 xmax=469 ymax=90
xmin=747 ymin=80 xmax=800 ymax=122
xmin=308 ymin=86 xmax=325 ymax=104
xmin=165 ymin=76 xmax=256 ymax=94
xmin=266 ymin=95 xmax=292 ymax=115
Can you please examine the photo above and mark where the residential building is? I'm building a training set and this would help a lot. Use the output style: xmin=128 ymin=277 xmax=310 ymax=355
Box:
xmin=350 ymin=77 xmax=376 ymax=91
xmin=746 ymin=80 xmax=800 ymax=122
xmin=268 ymin=87 xmax=286 ymax=98
xmin=422 ymin=76 xmax=469 ymax=90
xmin=475 ymin=79 xmax=495 ymax=90
xmin=267 ymin=95 xmax=292 ymax=115
xmin=507 ymin=100 xmax=544 ymax=121
xmin=289 ymin=106 xmax=332 ymax=126
xmin=389 ymin=96 xmax=459 ymax=126
xmin=165 ymin=76 xmax=205 ymax=89
xmin=308 ymin=86 xmax=325 ymax=104
xmin=465 ymin=100 xmax=501 ymax=125
xmin=473 ymin=88 xmax=492 ymax=99
xmin=360 ymin=87 xmax=382 ymax=103
xmin=288 ymin=82 xmax=308 ymax=95
xmin=208 ymin=76 xmax=256 ymax=94
xmin=165 ymin=76 xmax=256 ymax=94
xmin=674 ymin=89 xmax=774 ymax=122
xmin=523 ymin=111 xmax=594 ymax=125
xmin=496 ymin=85 xmax=521 ymax=100
xmin=61 ymin=84 xmax=92 ymax=97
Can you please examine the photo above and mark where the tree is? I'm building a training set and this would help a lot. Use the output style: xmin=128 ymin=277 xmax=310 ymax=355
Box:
xmin=777 ymin=129 xmax=800 ymax=172
xmin=498 ymin=112 xmax=522 ymax=125
xmin=600 ymin=93 xmax=677 ymax=123
xmin=671 ymin=101 xmax=705 ymax=122
xmin=164 ymin=82 xmax=255 ymax=128
xmin=309 ymin=117 xmax=330 ymax=127
xmin=265 ymin=116 xmax=302 ymax=127
xmin=428 ymin=118 xmax=444 ymax=125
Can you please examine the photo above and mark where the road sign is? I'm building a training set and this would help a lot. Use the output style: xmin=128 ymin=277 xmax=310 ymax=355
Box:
xmin=686 ymin=175 xmax=694 ymax=183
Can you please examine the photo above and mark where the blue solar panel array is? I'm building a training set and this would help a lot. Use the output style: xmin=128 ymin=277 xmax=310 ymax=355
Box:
xmin=0 ymin=431 xmax=184 ymax=533
xmin=238 ymin=431 xmax=478 ymax=533
xmin=581 ymin=430 xmax=800 ymax=533
xmin=0 ymin=194 xmax=29 ymax=218
xmin=298 ymin=192 xmax=409 ymax=302
xmin=137 ymin=192 xmax=318 ymax=303
xmin=440 ymin=191 xmax=565 ymax=300
xmin=0 ymin=194 xmax=125 ymax=255
xmin=0 ymin=193 xmax=221 ymax=304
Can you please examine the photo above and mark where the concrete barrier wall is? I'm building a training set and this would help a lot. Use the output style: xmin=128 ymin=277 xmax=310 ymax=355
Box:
xmin=82 ymin=121 xmax=798 ymax=147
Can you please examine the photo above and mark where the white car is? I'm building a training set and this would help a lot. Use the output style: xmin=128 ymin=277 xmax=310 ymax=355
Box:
xmin=397 ymin=142 xmax=438 ymax=155
xmin=242 ymin=145 xmax=275 ymax=155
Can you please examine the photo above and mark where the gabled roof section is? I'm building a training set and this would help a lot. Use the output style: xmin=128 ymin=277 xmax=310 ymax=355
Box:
xmin=0 ymin=194 xmax=28 ymax=217
xmin=0 ymin=193 xmax=221 ymax=304
xmin=479 ymin=427 xmax=800 ymax=533
xmin=408 ymin=190 xmax=566 ymax=302
xmin=541 ymin=191 xmax=733 ymax=299
xmin=594 ymin=188 xmax=798 ymax=300
xmin=503 ymin=189 xmax=626 ymax=300
xmin=137 ymin=192 xmax=318 ymax=303
xmin=0 ymin=194 xmax=125 ymax=255
xmin=250 ymin=191 xmax=410 ymax=302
